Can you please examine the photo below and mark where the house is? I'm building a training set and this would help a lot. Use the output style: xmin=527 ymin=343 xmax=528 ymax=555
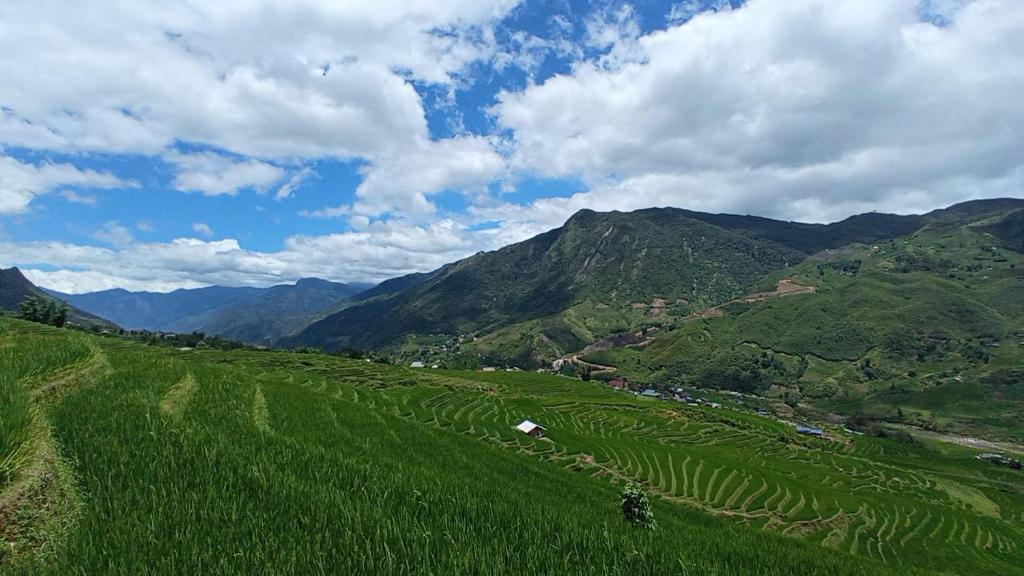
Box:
xmin=409 ymin=361 xmax=426 ymax=368
xmin=640 ymin=389 xmax=660 ymax=398
xmin=515 ymin=419 xmax=546 ymax=437
xmin=608 ymin=378 xmax=628 ymax=389
xmin=481 ymin=366 xmax=497 ymax=372
xmin=977 ymin=453 xmax=1022 ymax=469
xmin=795 ymin=425 xmax=824 ymax=437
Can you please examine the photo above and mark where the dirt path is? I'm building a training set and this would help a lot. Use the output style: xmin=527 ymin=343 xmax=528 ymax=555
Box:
xmin=892 ymin=425 xmax=1024 ymax=456
xmin=570 ymin=355 xmax=617 ymax=375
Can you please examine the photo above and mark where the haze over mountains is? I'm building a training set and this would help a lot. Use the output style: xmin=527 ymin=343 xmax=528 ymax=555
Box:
xmin=50 ymin=279 xmax=372 ymax=345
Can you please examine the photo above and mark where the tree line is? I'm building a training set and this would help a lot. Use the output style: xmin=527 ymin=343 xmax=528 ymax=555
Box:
xmin=18 ymin=295 xmax=70 ymax=327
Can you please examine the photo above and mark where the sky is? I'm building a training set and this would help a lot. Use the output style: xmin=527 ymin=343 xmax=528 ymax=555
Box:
xmin=1 ymin=0 xmax=1022 ymax=293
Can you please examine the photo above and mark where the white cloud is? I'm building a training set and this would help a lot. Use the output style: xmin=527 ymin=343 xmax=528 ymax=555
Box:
xmin=0 ymin=0 xmax=518 ymax=159
xmin=496 ymin=0 xmax=1024 ymax=223
xmin=21 ymin=268 xmax=207 ymax=294
xmin=0 ymin=0 xmax=515 ymax=221
xmin=0 ymin=155 xmax=135 ymax=213
xmin=167 ymin=152 xmax=285 ymax=196
xmin=353 ymin=136 xmax=505 ymax=216
xmin=91 ymin=221 xmax=135 ymax=247
xmin=92 ymin=220 xmax=136 ymax=245
xmin=0 ymin=218 xmax=494 ymax=293
xmin=192 ymin=222 xmax=214 ymax=237
xmin=299 ymin=204 xmax=350 ymax=219
xmin=60 ymin=190 xmax=97 ymax=205
xmin=275 ymin=167 xmax=316 ymax=200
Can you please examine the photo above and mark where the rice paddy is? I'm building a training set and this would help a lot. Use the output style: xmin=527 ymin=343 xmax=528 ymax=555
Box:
xmin=2 ymin=317 xmax=1022 ymax=574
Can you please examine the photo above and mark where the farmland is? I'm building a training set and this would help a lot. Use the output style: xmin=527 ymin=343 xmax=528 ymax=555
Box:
xmin=2 ymin=318 xmax=1023 ymax=574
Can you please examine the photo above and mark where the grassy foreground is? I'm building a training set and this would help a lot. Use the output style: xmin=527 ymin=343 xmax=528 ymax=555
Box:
xmin=2 ymin=319 xmax=1022 ymax=574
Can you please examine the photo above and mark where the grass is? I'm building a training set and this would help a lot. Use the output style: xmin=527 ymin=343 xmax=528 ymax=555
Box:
xmin=3 ymin=319 xmax=1024 ymax=574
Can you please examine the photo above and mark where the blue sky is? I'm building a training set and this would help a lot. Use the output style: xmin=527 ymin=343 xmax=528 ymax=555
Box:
xmin=0 ymin=0 xmax=1020 ymax=292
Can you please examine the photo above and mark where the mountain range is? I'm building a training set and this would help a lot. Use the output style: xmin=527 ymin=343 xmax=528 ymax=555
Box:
xmin=283 ymin=199 xmax=1024 ymax=365
xmin=50 ymin=278 xmax=372 ymax=345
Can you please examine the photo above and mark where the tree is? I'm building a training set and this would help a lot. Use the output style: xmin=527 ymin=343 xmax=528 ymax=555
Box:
xmin=620 ymin=483 xmax=656 ymax=529
xmin=18 ymin=295 xmax=67 ymax=327
xmin=18 ymin=296 xmax=44 ymax=322
xmin=53 ymin=302 xmax=70 ymax=327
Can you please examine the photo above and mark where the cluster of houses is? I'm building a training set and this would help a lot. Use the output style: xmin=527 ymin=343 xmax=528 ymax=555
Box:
xmin=609 ymin=378 xmax=726 ymax=408
xmin=409 ymin=361 xmax=505 ymax=371
xmin=795 ymin=424 xmax=825 ymax=437
xmin=977 ymin=453 xmax=1023 ymax=470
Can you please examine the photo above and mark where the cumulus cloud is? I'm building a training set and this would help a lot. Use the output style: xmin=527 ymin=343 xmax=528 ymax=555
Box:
xmin=353 ymin=136 xmax=506 ymax=216
xmin=0 ymin=0 xmax=518 ymax=158
xmin=496 ymin=0 xmax=1024 ymax=223
xmin=167 ymin=152 xmax=285 ymax=196
xmin=1 ymin=217 xmax=498 ymax=293
xmin=0 ymin=155 xmax=135 ymax=213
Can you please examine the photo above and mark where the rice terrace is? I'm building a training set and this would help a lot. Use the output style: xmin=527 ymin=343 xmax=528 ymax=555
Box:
xmin=2 ymin=317 xmax=1023 ymax=575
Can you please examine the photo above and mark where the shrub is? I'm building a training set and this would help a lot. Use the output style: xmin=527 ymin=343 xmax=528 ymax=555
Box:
xmin=620 ymin=483 xmax=656 ymax=529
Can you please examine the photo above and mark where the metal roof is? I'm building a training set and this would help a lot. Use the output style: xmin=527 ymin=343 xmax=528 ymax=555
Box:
xmin=516 ymin=419 xmax=545 ymax=434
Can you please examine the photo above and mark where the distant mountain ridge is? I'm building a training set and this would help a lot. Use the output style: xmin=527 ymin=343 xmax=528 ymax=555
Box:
xmin=0 ymin=267 xmax=116 ymax=330
xmin=284 ymin=198 xmax=1024 ymax=364
xmin=54 ymin=278 xmax=372 ymax=345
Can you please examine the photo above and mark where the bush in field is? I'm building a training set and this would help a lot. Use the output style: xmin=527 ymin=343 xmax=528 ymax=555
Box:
xmin=620 ymin=483 xmax=656 ymax=529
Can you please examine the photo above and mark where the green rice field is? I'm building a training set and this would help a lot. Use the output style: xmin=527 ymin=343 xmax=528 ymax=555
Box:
xmin=2 ymin=317 xmax=1022 ymax=575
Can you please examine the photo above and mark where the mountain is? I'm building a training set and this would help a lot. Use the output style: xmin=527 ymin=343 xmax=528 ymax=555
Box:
xmin=53 ymin=286 xmax=264 ymax=331
xmin=55 ymin=278 xmax=370 ymax=345
xmin=577 ymin=200 xmax=1024 ymax=440
xmin=287 ymin=199 xmax=1024 ymax=369
xmin=284 ymin=206 xmax=914 ymax=358
xmin=197 ymin=279 xmax=370 ymax=345
xmin=0 ymin=267 xmax=117 ymax=330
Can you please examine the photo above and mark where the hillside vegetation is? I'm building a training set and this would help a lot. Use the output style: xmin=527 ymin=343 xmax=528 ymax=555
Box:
xmin=586 ymin=208 xmax=1024 ymax=440
xmin=286 ymin=207 xmax=882 ymax=355
xmin=3 ymin=319 xmax=1023 ymax=574
xmin=289 ymin=200 xmax=1024 ymax=374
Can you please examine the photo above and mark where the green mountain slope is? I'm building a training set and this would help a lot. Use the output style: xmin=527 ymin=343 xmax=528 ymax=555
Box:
xmin=287 ymin=208 xmax=820 ymax=354
xmin=199 ymin=278 xmax=368 ymax=345
xmin=586 ymin=206 xmax=1024 ymax=439
xmin=289 ymin=200 xmax=1024 ymax=370
xmin=0 ymin=267 xmax=116 ymax=330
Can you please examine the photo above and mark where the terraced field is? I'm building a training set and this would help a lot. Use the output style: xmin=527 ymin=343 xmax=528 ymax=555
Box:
xmin=3 ymin=318 xmax=1022 ymax=574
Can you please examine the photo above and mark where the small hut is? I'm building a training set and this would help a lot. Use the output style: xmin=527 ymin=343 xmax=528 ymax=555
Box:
xmin=515 ymin=419 xmax=547 ymax=437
